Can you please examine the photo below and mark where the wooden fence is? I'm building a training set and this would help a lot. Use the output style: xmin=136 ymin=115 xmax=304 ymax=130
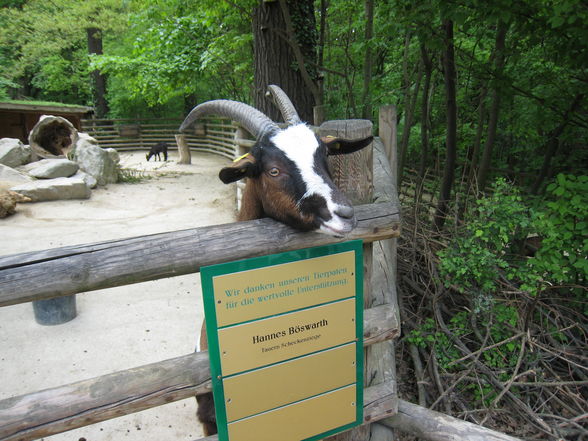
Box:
xmin=81 ymin=117 xmax=238 ymax=159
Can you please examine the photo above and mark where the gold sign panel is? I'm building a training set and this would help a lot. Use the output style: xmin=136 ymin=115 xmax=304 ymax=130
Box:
xmin=223 ymin=343 xmax=356 ymax=422
xmin=200 ymin=241 xmax=364 ymax=441
xmin=218 ymin=298 xmax=356 ymax=376
xmin=227 ymin=385 xmax=357 ymax=441
xmin=213 ymin=251 xmax=356 ymax=327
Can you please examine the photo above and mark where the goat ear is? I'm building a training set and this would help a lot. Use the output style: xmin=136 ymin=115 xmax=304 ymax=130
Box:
xmin=219 ymin=154 xmax=258 ymax=184
xmin=321 ymin=135 xmax=373 ymax=155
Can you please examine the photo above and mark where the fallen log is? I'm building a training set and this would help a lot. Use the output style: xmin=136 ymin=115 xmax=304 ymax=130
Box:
xmin=381 ymin=399 xmax=524 ymax=441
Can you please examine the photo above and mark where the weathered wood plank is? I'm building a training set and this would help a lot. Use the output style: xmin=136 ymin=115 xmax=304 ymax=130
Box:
xmin=0 ymin=305 xmax=398 ymax=441
xmin=362 ymin=118 xmax=401 ymax=441
xmin=381 ymin=399 xmax=524 ymax=441
xmin=0 ymin=202 xmax=399 ymax=307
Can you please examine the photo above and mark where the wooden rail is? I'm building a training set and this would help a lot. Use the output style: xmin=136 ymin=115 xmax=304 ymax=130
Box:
xmin=0 ymin=202 xmax=399 ymax=306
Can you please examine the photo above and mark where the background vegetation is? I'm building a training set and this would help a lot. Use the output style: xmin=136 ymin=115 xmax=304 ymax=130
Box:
xmin=1 ymin=0 xmax=586 ymax=439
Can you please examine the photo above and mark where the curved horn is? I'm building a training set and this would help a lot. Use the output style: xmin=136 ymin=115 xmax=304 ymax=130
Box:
xmin=266 ymin=85 xmax=301 ymax=125
xmin=180 ymin=100 xmax=279 ymax=139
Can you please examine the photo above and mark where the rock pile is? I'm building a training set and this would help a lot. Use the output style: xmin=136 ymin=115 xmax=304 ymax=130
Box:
xmin=0 ymin=115 xmax=120 ymax=217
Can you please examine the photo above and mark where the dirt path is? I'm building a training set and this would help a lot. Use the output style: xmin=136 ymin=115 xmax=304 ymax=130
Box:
xmin=0 ymin=151 xmax=236 ymax=440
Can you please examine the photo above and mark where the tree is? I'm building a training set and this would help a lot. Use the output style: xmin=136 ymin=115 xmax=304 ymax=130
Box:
xmin=87 ymin=27 xmax=109 ymax=118
xmin=252 ymin=0 xmax=319 ymax=123
xmin=433 ymin=18 xmax=457 ymax=231
xmin=476 ymin=21 xmax=508 ymax=192
xmin=0 ymin=0 xmax=128 ymax=104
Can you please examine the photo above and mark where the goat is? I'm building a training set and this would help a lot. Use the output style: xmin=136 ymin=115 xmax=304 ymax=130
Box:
xmin=146 ymin=142 xmax=168 ymax=161
xmin=179 ymin=85 xmax=372 ymax=436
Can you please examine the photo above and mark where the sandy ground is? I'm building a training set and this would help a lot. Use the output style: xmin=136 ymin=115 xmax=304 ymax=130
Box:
xmin=0 ymin=151 xmax=237 ymax=440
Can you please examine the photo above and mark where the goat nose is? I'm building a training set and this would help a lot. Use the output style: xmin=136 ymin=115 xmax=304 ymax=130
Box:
xmin=335 ymin=205 xmax=354 ymax=219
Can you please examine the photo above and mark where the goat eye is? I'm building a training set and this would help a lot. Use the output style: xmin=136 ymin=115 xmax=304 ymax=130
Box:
xmin=268 ymin=167 xmax=280 ymax=177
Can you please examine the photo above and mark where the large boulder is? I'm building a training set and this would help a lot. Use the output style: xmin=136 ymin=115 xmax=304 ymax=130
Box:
xmin=28 ymin=115 xmax=79 ymax=158
xmin=0 ymin=138 xmax=31 ymax=168
xmin=27 ymin=159 xmax=79 ymax=179
xmin=0 ymin=164 xmax=34 ymax=189
xmin=73 ymin=134 xmax=118 ymax=186
xmin=11 ymin=177 xmax=91 ymax=202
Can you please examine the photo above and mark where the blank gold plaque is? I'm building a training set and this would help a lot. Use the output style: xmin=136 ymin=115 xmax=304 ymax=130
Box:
xmin=227 ymin=385 xmax=357 ymax=441
xmin=224 ymin=343 xmax=356 ymax=422
xmin=218 ymin=298 xmax=356 ymax=376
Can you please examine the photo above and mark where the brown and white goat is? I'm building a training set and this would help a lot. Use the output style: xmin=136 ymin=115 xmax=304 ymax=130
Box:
xmin=179 ymin=85 xmax=372 ymax=436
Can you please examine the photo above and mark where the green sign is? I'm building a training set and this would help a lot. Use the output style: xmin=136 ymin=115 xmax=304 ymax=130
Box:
xmin=200 ymin=240 xmax=364 ymax=441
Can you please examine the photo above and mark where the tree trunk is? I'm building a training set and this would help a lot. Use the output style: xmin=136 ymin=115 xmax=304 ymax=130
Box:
xmin=86 ymin=28 xmax=109 ymax=118
xmin=466 ymin=85 xmax=488 ymax=191
xmin=361 ymin=0 xmax=374 ymax=120
xmin=418 ymin=43 xmax=433 ymax=181
xmin=252 ymin=0 xmax=318 ymax=123
xmin=398 ymin=63 xmax=423 ymax=184
xmin=530 ymin=93 xmax=584 ymax=194
xmin=433 ymin=19 xmax=457 ymax=231
xmin=476 ymin=22 xmax=508 ymax=192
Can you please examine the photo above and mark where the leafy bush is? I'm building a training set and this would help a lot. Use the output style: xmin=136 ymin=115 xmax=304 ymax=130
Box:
xmin=438 ymin=178 xmax=532 ymax=309
xmin=438 ymin=175 xmax=587 ymax=305
xmin=530 ymin=174 xmax=588 ymax=298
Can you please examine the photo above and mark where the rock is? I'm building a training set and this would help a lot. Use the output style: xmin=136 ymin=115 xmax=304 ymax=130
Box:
xmin=106 ymin=148 xmax=120 ymax=165
xmin=74 ymin=135 xmax=118 ymax=186
xmin=28 ymin=115 xmax=79 ymax=158
xmin=27 ymin=159 xmax=79 ymax=179
xmin=11 ymin=177 xmax=91 ymax=202
xmin=75 ymin=171 xmax=98 ymax=189
xmin=0 ymin=138 xmax=31 ymax=168
xmin=0 ymin=164 xmax=34 ymax=189
xmin=0 ymin=189 xmax=31 ymax=218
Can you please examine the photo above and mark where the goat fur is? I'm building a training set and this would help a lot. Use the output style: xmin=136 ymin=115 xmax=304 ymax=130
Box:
xmin=146 ymin=142 xmax=168 ymax=161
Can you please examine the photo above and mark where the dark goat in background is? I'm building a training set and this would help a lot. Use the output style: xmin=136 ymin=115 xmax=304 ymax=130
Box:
xmin=146 ymin=142 xmax=168 ymax=161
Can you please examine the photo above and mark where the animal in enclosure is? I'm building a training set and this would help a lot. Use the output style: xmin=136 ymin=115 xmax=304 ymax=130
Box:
xmin=145 ymin=142 xmax=168 ymax=161
xmin=180 ymin=88 xmax=372 ymax=237
xmin=180 ymin=85 xmax=373 ymax=436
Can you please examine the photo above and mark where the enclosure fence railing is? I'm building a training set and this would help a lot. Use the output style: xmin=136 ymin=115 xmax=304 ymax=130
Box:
xmin=81 ymin=116 xmax=237 ymax=159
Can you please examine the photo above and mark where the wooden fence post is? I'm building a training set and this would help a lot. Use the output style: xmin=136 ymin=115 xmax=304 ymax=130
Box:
xmin=369 ymin=106 xmax=400 ymax=441
xmin=175 ymin=134 xmax=191 ymax=164
xmin=320 ymin=119 xmax=376 ymax=441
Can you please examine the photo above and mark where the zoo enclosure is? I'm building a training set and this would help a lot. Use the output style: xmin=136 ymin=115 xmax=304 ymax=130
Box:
xmin=0 ymin=108 xmax=521 ymax=441
xmin=0 ymin=109 xmax=402 ymax=441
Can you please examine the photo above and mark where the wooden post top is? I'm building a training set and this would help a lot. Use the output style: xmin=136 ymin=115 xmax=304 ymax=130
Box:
xmin=319 ymin=119 xmax=374 ymax=206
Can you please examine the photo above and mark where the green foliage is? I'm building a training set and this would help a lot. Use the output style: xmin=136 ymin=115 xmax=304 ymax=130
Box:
xmin=118 ymin=168 xmax=151 ymax=184
xmin=438 ymin=173 xmax=587 ymax=314
xmin=0 ymin=0 xmax=127 ymax=104
xmin=530 ymin=174 xmax=588 ymax=292
xmin=90 ymin=0 xmax=253 ymax=116
xmin=438 ymin=178 xmax=533 ymax=307
xmin=407 ymin=302 xmax=521 ymax=405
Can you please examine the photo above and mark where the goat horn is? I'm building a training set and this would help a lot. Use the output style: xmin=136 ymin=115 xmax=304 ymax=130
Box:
xmin=266 ymin=85 xmax=302 ymax=125
xmin=180 ymin=100 xmax=279 ymax=139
